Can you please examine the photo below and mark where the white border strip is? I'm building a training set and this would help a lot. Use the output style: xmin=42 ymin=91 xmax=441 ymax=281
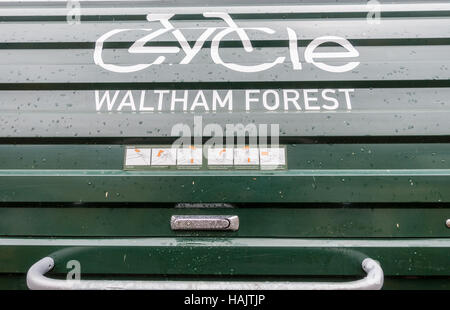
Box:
xmin=0 ymin=3 xmax=450 ymax=16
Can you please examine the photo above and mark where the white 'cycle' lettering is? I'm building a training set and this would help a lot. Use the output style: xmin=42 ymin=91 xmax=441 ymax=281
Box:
xmin=205 ymin=12 xmax=285 ymax=73
xmin=94 ymin=12 xmax=359 ymax=74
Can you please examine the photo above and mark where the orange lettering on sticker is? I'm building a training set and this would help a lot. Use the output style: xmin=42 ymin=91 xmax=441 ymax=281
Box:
xmin=135 ymin=149 xmax=140 ymax=153
xmin=219 ymin=149 xmax=226 ymax=155
xmin=190 ymin=158 xmax=194 ymax=164
xmin=248 ymin=158 xmax=251 ymax=163
xmin=261 ymin=151 xmax=268 ymax=156
xmin=157 ymin=150 xmax=164 ymax=157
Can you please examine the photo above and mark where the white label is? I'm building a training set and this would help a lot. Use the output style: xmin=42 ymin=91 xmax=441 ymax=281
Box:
xmin=259 ymin=147 xmax=286 ymax=168
xmin=177 ymin=146 xmax=203 ymax=166
xmin=208 ymin=147 xmax=234 ymax=166
xmin=234 ymin=146 xmax=259 ymax=165
xmin=151 ymin=148 xmax=177 ymax=166
xmin=125 ymin=148 xmax=151 ymax=166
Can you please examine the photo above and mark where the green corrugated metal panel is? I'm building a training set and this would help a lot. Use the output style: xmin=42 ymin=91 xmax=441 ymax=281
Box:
xmin=0 ymin=237 xmax=449 ymax=276
xmin=0 ymin=0 xmax=449 ymax=289
xmin=0 ymin=207 xmax=448 ymax=238
xmin=3 ymin=171 xmax=450 ymax=203
xmin=0 ymin=2 xmax=449 ymax=138
xmin=1 ymin=144 xmax=450 ymax=202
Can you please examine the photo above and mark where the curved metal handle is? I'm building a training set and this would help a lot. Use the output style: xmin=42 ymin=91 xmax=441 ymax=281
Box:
xmin=27 ymin=257 xmax=383 ymax=290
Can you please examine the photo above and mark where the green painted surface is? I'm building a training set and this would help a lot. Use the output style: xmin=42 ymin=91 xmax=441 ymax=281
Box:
xmin=3 ymin=170 xmax=450 ymax=202
xmin=0 ymin=1 xmax=449 ymax=289
xmin=2 ymin=144 xmax=450 ymax=170
xmin=0 ymin=238 xmax=449 ymax=276
xmin=0 ymin=207 xmax=448 ymax=238
xmin=0 ymin=4 xmax=449 ymax=138
xmin=1 ymin=144 xmax=450 ymax=202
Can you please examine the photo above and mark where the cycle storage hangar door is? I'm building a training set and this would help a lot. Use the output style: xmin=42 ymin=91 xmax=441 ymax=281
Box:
xmin=0 ymin=0 xmax=449 ymax=290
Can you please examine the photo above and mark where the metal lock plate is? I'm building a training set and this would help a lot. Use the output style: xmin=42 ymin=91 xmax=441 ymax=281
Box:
xmin=170 ymin=215 xmax=239 ymax=231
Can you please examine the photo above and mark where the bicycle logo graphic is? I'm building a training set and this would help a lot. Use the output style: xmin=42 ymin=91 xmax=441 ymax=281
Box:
xmin=94 ymin=12 xmax=360 ymax=74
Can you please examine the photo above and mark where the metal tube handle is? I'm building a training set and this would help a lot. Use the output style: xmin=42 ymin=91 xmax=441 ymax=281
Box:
xmin=27 ymin=257 xmax=383 ymax=290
